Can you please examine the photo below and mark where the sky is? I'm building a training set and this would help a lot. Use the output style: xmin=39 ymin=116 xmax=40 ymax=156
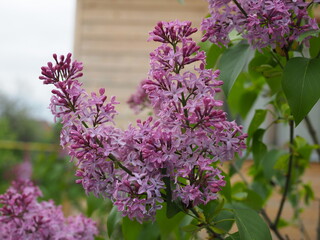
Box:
xmin=0 ymin=0 xmax=76 ymax=122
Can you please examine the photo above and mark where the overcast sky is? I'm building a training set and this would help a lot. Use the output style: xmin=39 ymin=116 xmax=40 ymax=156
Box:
xmin=0 ymin=0 xmax=76 ymax=121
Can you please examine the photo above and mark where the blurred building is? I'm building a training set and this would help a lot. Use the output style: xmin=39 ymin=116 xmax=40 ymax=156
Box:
xmin=73 ymin=0 xmax=207 ymax=128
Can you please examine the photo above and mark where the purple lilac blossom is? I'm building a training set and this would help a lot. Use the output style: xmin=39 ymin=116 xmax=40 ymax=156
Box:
xmin=0 ymin=180 xmax=98 ymax=240
xmin=40 ymin=21 xmax=246 ymax=223
xmin=202 ymin=0 xmax=319 ymax=49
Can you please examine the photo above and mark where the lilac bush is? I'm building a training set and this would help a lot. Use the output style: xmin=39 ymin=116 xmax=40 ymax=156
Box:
xmin=0 ymin=180 xmax=97 ymax=240
xmin=202 ymin=0 xmax=319 ymax=49
xmin=39 ymin=20 xmax=246 ymax=223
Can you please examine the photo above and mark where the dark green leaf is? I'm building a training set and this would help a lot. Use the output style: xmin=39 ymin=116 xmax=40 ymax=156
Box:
xmin=202 ymin=199 xmax=225 ymax=223
xmin=260 ymin=149 xmax=284 ymax=180
xmin=182 ymin=224 xmax=200 ymax=233
xmin=107 ymin=206 xmax=121 ymax=238
xmin=309 ymin=37 xmax=320 ymax=58
xmin=302 ymin=183 xmax=315 ymax=205
xmin=137 ymin=222 xmax=160 ymax=240
xmin=86 ymin=194 xmax=101 ymax=217
xmin=94 ymin=236 xmax=105 ymax=240
xmin=214 ymin=209 xmax=235 ymax=233
xmin=217 ymin=41 xmax=255 ymax=96
xmin=265 ymin=75 xmax=282 ymax=94
xmin=282 ymin=57 xmax=320 ymax=125
xmin=251 ymin=181 xmax=272 ymax=202
xmin=252 ymin=129 xmax=267 ymax=166
xmin=156 ymin=205 xmax=185 ymax=239
xmin=207 ymin=44 xmax=225 ymax=69
xmin=232 ymin=206 xmax=272 ymax=240
xmin=166 ymin=200 xmax=182 ymax=218
xmin=211 ymin=226 xmax=226 ymax=234
xmin=122 ymin=217 xmax=143 ymax=240
xmin=226 ymin=232 xmax=241 ymax=240
xmin=247 ymin=109 xmax=267 ymax=143
xmin=228 ymin=73 xmax=260 ymax=119
xmin=242 ymin=189 xmax=264 ymax=210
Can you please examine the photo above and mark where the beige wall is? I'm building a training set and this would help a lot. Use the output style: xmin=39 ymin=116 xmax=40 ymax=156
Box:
xmin=74 ymin=0 xmax=207 ymax=128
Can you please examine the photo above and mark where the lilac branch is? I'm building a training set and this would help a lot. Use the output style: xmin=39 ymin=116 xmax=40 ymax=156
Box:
xmin=304 ymin=115 xmax=320 ymax=162
xmin=274 ymin=119 xmax=294 ymax=229
xmin=232 ymin=0 xmax=248 ymax=17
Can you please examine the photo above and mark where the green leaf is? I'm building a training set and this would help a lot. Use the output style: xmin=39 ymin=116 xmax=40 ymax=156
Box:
xmin=277 ymin=218 xmax=290 ymax=229
xmin=228 ymin=73 xmax=261 ymax=119
xmin=247 ymin=109 xmax=267 ymax=143
xmin=232 ymin=206 xmax=272 ymax=240
xmin=282 ymin=57 xmax=320 ymax=125
xmin=242 ymin=189 xmax=264 ymax=210
xmin=182 ymin=224 xmax=200 ymax=233
xmin=156 ymin=205 xmax=185 ymax=239
xmin=94 ymin=236 xmax=105 ymax=240
xmin=86 ymin=193 xmax=101 ymax=217
xmin=107 ymin=206 xmax=121 ymax=238
xmin=302 ymin=183 xmax=315 ymax=205
xmin=226 ymin=232 xmax=241 ymax=240
xmin=122 ymin=217 xmax=143 ymax=240
xmin=203 ymin=43 xmax=226 ymax=69
xmin=201 ymin=199 xmax=225 ymax=223
xmin=265 ymin=75 xmax=282 ymax=95
xmin=309 ymin=37 xmax=320 ymax=58
xmin=137 ymin=222 xmax=160 ymax=240
xmin=198 ymin=40 xmax=225 ymax=70
xmin=260 ymin=149 xmax=284 ymax=180
xmin=297 ymin=29 xmax=320 ymax=42
xmin=217 ymin=41 xmax=255 ymax=96
xmin=252 ymin=129 xmax=267 ymax=166
xmin=211 ymin=226 xmax=226 ymax=234
xmin=214 ymin=209 xmax=235 ymax=233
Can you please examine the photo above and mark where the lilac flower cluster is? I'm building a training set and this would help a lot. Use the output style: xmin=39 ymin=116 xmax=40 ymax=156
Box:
xmin=202 ymin=0 xmax=319 ymax=49
xmin=0 ymin=180 xmax=98 ymax=240
xmin=40 ymin=21 xmax=246 ymax=223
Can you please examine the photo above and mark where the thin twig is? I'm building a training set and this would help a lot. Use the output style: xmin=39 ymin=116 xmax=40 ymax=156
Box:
xmin=231 ymin=162 xmax=248 ymax=185
xmin=317 ymin=199 xmax=320 ymax=240
xmin=274 ymin=120 xmax=294 ymax=227
xmin=304 ymin=115 xmax=320 ymax=162
xmin=270 ymin=49 xmax=284 ymax=69
xmin=232 ymin=0 xmax=248 ymax=17
xmin=261 ymin=209 xmax=285 ymax=240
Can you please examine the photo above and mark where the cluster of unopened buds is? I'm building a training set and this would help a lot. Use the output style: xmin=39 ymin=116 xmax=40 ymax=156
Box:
xmin=0 ymin=180 xmax=98 ymax=240
xmin=202 ymin=0 xmax=319 ymax=49
xmin=40 ymin=20 xmax=247 ymax=223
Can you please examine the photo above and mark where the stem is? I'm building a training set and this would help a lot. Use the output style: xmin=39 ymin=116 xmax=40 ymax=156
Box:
xmin=231 ymin=162 xmax=248 ymax=185
xmin=78 ymin=114 xmax=134 ymax=176
xmin=304 ymin=115 xmax=320 ymax=162
xmin=270 ymin=49 xmax=284 ymax=69
xmin=261 ymin=209 xmax=285 ymax=240
xmin=108 ymin=153 xmax=134 ymax=176
xmin=274 ymin=119 xmax=294 ymax=227
xmin=232 ymin=0 xmax=248 ymax=17
xmin=189 ymin=207 xmax=223 ymax=239
xmin=307 ymin=0 xmax=315 ymax=9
